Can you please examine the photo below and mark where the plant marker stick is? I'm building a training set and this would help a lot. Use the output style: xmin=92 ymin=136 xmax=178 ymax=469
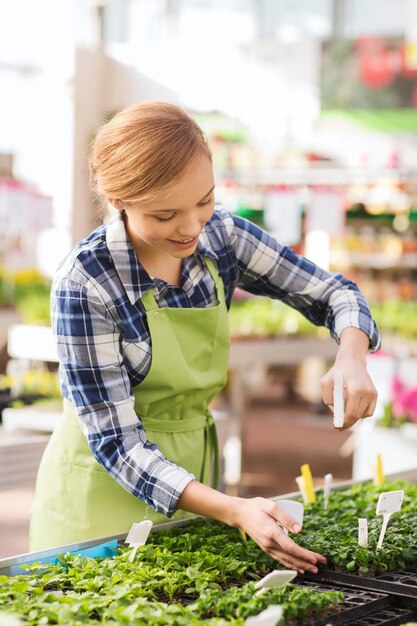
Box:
xmin=295 ymin=475 xmax=308 ymax=504
xmin=374 ymin=453 xmax=385 ymax=487
xmin=245 ymin=604 xmax=284 ymax=626
xmin=333 ymin=372 xmax=344 ymax=428
xmin=301 ymin=463 xmax=316 ymax=503
xmin=323 ymin=473 xmax=333 ymax=509
xmin=223 ymin=435 xmax=241 ymax=487
xmin=254 ymin=570 xmax=297 ymax=596
xmin=239 ymin=528 xmax=247 ymax=542
xmin=125 ymin=519 xmax=153 ymax=562
xmin=376 ymin=490 xmax=404 ymax=550
xmin=358 ymin=518 xmax=368 ymax=548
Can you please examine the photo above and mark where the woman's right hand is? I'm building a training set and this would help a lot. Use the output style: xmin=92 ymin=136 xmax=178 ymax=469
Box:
xmin=232 ymin=496 xmax=327 ymax=574
xmin=178 ymin=481 xmax=326 ymax=573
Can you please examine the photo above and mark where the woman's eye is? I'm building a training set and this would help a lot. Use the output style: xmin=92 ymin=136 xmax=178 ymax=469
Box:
xmin=199 ymin=196 xmax=213 ymax=206
xmin=153 ymin=197 xmax=213 ymax=222
xmin=155 ymin=214 xmax=175 ymax=222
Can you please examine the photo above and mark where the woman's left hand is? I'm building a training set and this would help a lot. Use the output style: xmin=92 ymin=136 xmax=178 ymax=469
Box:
xmin=320 ymin=328 xmax=378 ymax=430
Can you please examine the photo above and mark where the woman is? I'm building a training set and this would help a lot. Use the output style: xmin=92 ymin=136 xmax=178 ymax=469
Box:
xmin=30 ymin=101 xmax=379 ymax=574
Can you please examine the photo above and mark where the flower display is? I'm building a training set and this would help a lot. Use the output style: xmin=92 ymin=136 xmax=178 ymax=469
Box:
xmin=380 ymin=376 xmax=417 ymax=427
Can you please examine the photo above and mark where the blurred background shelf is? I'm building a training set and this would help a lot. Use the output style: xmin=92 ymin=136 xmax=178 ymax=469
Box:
xmin=0 ymin=427 xmax=49 ymax=491
xmin=2 ymin=406 xmax=61 ymax=433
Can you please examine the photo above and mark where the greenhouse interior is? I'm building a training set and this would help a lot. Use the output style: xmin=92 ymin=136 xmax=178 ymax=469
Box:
xmin=1 ymin=1 xmax=417 ymax=625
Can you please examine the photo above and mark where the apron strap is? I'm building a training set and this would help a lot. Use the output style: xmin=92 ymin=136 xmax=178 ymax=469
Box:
xmin=203 ymin=415 xmax=219 ymax=489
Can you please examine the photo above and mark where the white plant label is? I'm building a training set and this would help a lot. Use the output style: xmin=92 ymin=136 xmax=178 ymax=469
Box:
xmin=376 ymin=490 xmax=404 ymax=515
xmin=125 ymin=519 xmax=153 ymax=546
xmin=376 ymin=490 xmax=404 ymax=550
xmin=125 ymin=520 xmax=153 ymax=561
xmin=358 ymin=518 xmax=368 ymax=548
xmin=333 ymin=372 xmax=345 ymax=428
xmin=245 ymin=605 xmax=284 ymax=626
xmin=323 ymin=473 xmax=333 ymax=509
xmin=254 ymin=570 xmax=297 ymax=596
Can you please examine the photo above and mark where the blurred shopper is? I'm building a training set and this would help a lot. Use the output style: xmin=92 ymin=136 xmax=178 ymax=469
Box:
xmin=30 ymin=101 xmax=380 ymax=572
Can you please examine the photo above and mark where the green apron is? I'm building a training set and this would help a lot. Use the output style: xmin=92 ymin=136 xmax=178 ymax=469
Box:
xmin=30 ymin=258 xmax=229 ymax=551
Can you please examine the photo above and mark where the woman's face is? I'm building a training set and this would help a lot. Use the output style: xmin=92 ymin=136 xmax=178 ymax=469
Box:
xmin=120 ymin=153 xmax=215 ymax=261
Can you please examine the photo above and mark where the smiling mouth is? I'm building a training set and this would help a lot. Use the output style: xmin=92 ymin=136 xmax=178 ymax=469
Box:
xmin=167 ymin=235 xmax=199 ymax=247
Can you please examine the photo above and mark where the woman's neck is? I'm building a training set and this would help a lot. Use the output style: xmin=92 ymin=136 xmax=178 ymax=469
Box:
xmin=135 ymin=244 xmax=183 ymax=288
xmin=123 ymin=214 xmax=183 ymax=287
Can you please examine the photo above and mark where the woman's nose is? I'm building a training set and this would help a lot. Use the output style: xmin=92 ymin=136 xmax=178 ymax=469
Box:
xmin=177 ymin=212 xmax=201 ymax=235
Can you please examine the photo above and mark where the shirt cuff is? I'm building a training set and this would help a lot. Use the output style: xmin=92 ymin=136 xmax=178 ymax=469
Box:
xmin=334 ymin=318 xmax=381 ymax=353
xmin=165 ymin=472 xmax=196 ymax=518
xmin=147 ymin=465 xmax=196 ymax=518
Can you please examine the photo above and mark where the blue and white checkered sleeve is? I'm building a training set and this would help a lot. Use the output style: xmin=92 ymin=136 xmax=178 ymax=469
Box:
xmin=219 ymin=209 xmax=380 ymax=351
xmin=51 ymin=275 xmax=195 ymax=517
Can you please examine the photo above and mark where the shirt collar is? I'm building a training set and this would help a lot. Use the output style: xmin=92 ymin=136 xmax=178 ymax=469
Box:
xmin=195 ymin=230 xmax=218 ymax=264
xmin=106 ymin=213 xmax=153 ymax=305
xmin=106 ymin=212 xmax=218 ymax=305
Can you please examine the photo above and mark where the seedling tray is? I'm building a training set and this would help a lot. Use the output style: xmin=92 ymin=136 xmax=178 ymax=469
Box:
xmin=340 ymin=605 xmax=417 ymax=626
xmin=294 ymin=578 xmax=390 ymax=625
xmin=315 ymin=606 xmax=417 ymax=626
xmin=302 ymin=564 xmax=417 ymax=600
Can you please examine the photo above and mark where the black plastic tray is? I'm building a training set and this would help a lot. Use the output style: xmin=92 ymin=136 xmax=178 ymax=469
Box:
xmin=339 ymin=606 xmax=417 ymax=626
xmin=294 ymin=578 xmax=390 ymax=625
xmin=302 ymin=565 xmax=417 ymax=600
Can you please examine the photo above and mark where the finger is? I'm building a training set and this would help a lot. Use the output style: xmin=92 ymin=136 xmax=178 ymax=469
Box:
xmin=320 ymin=376 xmax=333 ymax=407
xmin=263 ymin=523 xmax=315 ymax=560
xmin=271 ymin=504 xmax=302 ymax=533
xmin=341 ymin=396 xmax=377 ymax=430
xmin=362 ymin=397 xmax=377 ymax=418
xmin=344 ymin=388 xmax=375 ymax=427
xmin=269 ymin=550 xmax=319 ymax=574
xmin=343 ymin=403 xmax=371 ymax=428
xmin=271 ymin=529 xmax=325 ymax=564
xmin=344 ymin=393 xmax=361 ymax=422
xmin=268 ymin=549 xmax=308 ymax=572
xmin=347 ymin=379 xmax=377 ymax=412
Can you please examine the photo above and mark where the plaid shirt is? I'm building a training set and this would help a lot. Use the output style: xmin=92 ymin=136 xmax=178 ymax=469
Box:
xmin=52 ymin=205 xmax=380 ymax=516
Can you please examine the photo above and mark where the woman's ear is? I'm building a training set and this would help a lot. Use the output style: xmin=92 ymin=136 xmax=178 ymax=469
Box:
xmin=109 ymin=199 xmax=124 ymax=210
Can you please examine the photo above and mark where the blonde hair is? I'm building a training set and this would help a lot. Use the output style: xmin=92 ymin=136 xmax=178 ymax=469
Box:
xmin=89 ymin=101 xmax=211 ymax=205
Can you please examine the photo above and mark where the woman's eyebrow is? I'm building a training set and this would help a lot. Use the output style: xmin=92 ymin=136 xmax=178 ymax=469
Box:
xmin=147 ymin=185 xmax=216 ymax=214
xmin=199 ymin=185 xmax=215 ymax=202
